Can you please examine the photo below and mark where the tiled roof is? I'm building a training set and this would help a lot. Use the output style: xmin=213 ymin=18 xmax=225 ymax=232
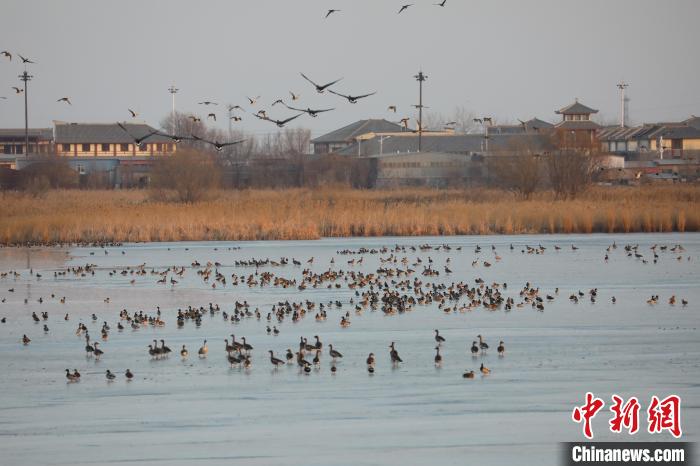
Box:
xmin=556 ymin=101 xmax=599 ymax=115
xmin=555 ymin=120 xmax=601 ymax=130
xmin=54 ymin=121 xmax=171 ymax=144
xmin=311 ymin=119 xmax=405 ymax=144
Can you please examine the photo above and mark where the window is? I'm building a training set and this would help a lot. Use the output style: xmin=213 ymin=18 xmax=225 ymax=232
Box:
xmin=3 ymin=145 xmax=10 ymax=154
xmin=120 ymin=143 xmax=129 ymax=152
xmin=62 ymin=144 xmax=71 ymax=152
xmin=15 ymin=145 xmax=23 ymax=154
xmin=101 ymin=143 xmax=110 ymax=152
xmin=82 ymin=143 xmax=90 ymax=152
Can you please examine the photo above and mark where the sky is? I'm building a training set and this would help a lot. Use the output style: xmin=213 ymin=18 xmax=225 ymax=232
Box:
xmin=1 ymin=0 xmax=699 ymax=138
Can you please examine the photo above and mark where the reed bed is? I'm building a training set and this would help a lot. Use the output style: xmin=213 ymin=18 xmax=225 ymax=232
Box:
xmin=1 ymin=186 xmax=698 ymax=245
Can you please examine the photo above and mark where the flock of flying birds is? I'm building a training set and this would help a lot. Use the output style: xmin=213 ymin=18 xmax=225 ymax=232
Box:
xmin=1 ymin=2 xmax=455 ymax=149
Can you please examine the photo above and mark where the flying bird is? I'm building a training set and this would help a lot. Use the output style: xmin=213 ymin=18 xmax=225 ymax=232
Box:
xmin=272 ymin=99 xmax=285 ymax=106
xmin=247 ymin=96 xmax=261 ymax=105
xmin=0 ymin=96 xmax=6 ymax=100
xmin=11 ymin=87 xmax=23 ymax=94
xmin=188 ymin=115 xmax=201 ymax=123
xmin=387 ymin=105 xmax=397 ymax=113
xmin=116 ymin=122 xmax=160 ymax=147
xmin=1 ymin=51 xmax=11 ymax=61
xmin=198 ymin=101 xmax=218 ymax=106
xmin=128 ymin=109 xmax=138 ymax=118
xmin=300 ymin=73 xmax=343 ymax=94
xmin=207 ymin=113 xmax=217 ymax=121
xmin=283 ymin=103 xmax=334 ymax=117
xmin=434 ymin=0 xmax=447 ymax=6
xmin=57 ymin=97 xmax=71 ymax=105
xmin=256 ymin=110 xmax=268 ymax=119
xmin=227 ymin=105 xmax=242 ymax=112
xmin=483 ymin=117 xmax=493 ymax=124
xmin=328 ymin=89 xmax=376 ymax=104
xmin=18 ymin=54 xmax=35 ymax=64
xmin=445 ymin=121 xmax=457 ymax=126
xmin=255 ymin=112 xmax=305 ymax=128
xmin=399 ymin=118 xmax=410 ymax=129
xmin=289 ymin=91 xmax=300 ymax=101
xmin=325 ymin=9 xmax=340 ymax=18
xmin=398 ymin=4 xmax=413 ymax=14
xmin=191 ymin=134 xmax=245 ymax=152
xmin=230 ymin=116 xmax=243 ymax=122
xmin=473 ymin=118 xmax=483 ymax=124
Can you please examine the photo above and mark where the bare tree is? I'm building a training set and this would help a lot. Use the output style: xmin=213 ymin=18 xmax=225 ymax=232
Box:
xmin=150 ymin=149 xmax=221 ymax=203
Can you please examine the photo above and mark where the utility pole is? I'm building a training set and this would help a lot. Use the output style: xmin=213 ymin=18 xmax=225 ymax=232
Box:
xmin=414 ymin=70 xmax=428 ymax=152
xmin=616 ymin=81 xmax=628 ymax=128
xmin=19 ymin=70 xmax=33 ymax=156
xmin=168 ymin=85 xmax=178 ymax=134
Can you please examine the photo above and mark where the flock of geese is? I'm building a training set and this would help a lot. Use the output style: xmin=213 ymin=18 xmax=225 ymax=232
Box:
xmin=1 ymin=2 xmax=455 ymax=147
xmin=2 ymin=240 xmax=692 ymax=385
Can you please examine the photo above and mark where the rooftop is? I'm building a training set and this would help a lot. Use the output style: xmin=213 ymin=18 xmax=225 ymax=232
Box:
xmin=556 ymin=100 xmax=599 ymax=115
xmin=311 ymin=119 xmax=405 ymax=144
xmin=53 ymin=121 xmax=171 ymax=144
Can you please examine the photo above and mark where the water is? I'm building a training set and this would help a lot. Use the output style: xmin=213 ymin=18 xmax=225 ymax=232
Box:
xmin=0 ymin=234 xmax=698 ymax=465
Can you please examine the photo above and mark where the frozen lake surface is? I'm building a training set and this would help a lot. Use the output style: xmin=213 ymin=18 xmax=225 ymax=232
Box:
xmin=0 ymin=233 xmax=698 ymax=465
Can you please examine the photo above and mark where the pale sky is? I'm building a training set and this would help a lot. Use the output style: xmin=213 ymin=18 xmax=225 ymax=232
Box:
xmin=1 ymin=0 xmax=699 ymax=138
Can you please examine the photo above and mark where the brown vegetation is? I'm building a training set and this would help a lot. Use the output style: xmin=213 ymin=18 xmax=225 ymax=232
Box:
xmin=150 ymin=149 xmax=221 ymax=203
xmin=1 ymin=186 xmax=698 ymax=245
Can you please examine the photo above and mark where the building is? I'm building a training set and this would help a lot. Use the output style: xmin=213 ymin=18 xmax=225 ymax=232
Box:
xmin=53 ymin=121 xmax=175 ymax=157
xmin=0 ymin=128 xmax=53 ymax=156
xmin=311 ymin=119 xmax=404 ymax=155
xmin=553 ymin=100 xmax=601 ymax=146
xmin=372 ymin=151 xmax=485 ymax=188
xmin=598 ymin=116 xmax=700 ymax=160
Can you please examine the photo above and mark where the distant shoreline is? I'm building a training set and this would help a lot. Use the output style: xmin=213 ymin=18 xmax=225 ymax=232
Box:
xmin=1 ymin=187 xmax=698 ymax=246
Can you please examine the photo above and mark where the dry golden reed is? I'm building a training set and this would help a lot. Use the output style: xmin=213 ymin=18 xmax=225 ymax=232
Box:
xmin=0 ymin=186 xmax=698 ymax=245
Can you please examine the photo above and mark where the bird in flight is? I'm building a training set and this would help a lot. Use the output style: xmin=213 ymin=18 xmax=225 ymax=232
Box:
xmin=128 ymin=109 xmax=138 ymax=118
xmin=0 ymin=96 xmax=6 ymax=100
xmin=247 ymin=96 xmax=261 ymax=105
xmin=325 ymin=9 xmax=340 ymax=18
xmin=483 ymin=117 xmax=493 ymax=125
xmin=257 ymin=110 xmax=268 ymax=119
xmin=227 ymin=104 xmax=242 ymax=112
xmin=191 ymin=134 xmax=245 ymax=152
xmin=18 ymin=54 xmax=35 ymax=64
xmin=188 ymin=115 xmax=201 ymax=123
xmin=399 ymin=118 xmax=410 ymax=129
xmin=434 ymin=0 xmax=447 ymax=6
xmin=445 ymin=121 xmax=457 ymax=126
xmin=272 ymin=99 xmax=285 ymax=107
xmin=328 ymin=89 xmax=376 ymax=104
xmin=398 ymin=4 xmax=413 ymax=14
xmin=473 ymin=118 xmax=483 ymax=124
xmin=387 ymin=105 xmax=397 ymax=113
xmin=117 ymin=122 xmax=160 ymax=147
xmin=198 ymin=101 xmax=218 ymax=106
xmin=255 ymin=112 xmax=305 ymax=128
xmin=57 ymin=97 xmax=72 ymax=105
xmin=300 ymin=73 xmax=343 ymax=94
xmin=1 ymin=51 xmax=11 ymax=61
xmin=230 ymin=116 xmax=242 ymax=122
xmin=289 ymin=91 xmax=300 ymax=101
xmin=12 ymin=87 xmax=23 ymax=94
xmin=207 ymin=113 xmax=217 ymax=121
xmin=283 ymin=103 xmax=334 ymax=118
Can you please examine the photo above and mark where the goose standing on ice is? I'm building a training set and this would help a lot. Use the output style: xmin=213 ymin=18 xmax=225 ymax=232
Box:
xmin=180 ymin=345 xmax=188 ymax=358
xmin=434 ymin=329 xmax=445 ymax=345
xmin=198 ymin=340 xmax=208 ymax=358
xmin=434 ymin=346 xmax=442 ymax=367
